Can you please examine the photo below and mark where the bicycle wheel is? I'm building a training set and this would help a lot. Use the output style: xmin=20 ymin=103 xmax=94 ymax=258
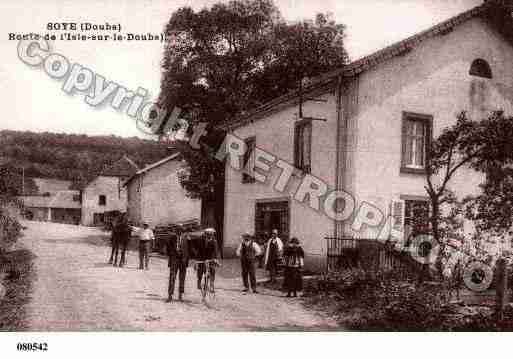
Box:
xmin=201 ymin=272 xmax=209 ymax=303
xmin=207 ymin=276 xmax=215 ymax=300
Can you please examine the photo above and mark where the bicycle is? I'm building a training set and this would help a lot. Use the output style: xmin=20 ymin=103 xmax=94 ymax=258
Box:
xmin=194 ymin=259 xmax=220 ymax=305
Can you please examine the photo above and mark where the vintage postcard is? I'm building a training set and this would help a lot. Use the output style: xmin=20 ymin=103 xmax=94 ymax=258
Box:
xmin=1 ymin=0 xmax=513 ymax=355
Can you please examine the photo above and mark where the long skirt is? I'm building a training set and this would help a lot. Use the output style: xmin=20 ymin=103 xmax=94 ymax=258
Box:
xmin=283 ymin=267 xmax=303 ymax=292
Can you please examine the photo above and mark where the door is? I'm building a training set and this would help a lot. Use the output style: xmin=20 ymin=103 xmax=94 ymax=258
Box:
xmin=255 ymin=201 xmax=289 ymax=244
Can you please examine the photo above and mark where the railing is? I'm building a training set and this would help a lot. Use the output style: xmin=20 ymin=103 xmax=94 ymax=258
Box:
xmin=326 ymin=236 xmax=427 ymax=278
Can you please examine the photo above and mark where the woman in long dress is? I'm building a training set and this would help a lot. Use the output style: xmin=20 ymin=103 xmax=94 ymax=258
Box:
xmin=282 ymin=237 xmax=304 ymax=297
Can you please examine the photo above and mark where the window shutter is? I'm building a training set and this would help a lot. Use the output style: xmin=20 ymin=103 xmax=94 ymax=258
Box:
xmin=294 ymin=124 xmax=300 ymax=168
xmin=401 ymin=119 xmax=408 ymax=168
xmin=304 ymin=122 xmax=312 ymax=173
xmin=390 ymin=199 xmax=405 ymax=242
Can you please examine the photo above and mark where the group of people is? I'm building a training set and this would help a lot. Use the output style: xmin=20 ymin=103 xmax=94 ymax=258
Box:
xmin=236 ymin=229 xmax=305 ymax=297
xmin=165 ymin=226 xmax=220 ymax=302
xmin=108 ymin=214 xmax=154 ymax=270
xmin=107 ymin=216 xmax=305 ymax=301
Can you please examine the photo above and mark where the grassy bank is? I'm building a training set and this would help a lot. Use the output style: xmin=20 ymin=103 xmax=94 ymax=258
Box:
xmin=0 ymin=248 xmax=36 ymax=330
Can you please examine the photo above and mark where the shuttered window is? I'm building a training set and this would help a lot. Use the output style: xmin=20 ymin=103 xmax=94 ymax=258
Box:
xmin=242 ymin=137 xmax=256 ymax=183
xmin=294 ymin=120 xmax=312 ymax=173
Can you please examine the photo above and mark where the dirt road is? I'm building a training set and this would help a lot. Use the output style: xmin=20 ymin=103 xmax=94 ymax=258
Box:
xmin=20 ymin=221 xmax=338 ymax=331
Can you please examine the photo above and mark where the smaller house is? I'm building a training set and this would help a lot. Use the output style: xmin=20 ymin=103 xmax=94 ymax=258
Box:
xmin=20 ymin=190 xmax=82 ymax=224
xmin=81 ymin=156 xmax=139 ymax=226
xmin=124 ymin=153 xmax=201 ymax=228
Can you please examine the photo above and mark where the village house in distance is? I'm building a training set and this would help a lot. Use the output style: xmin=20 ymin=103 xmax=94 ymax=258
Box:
xmin=80 ymin=155 xmax=139 ymax=226
xmin=18 ymin=178 xmax=81 ymax=224
xmin=221 ymin=1 xmax=513 ymax=269
xmin=124 ymin=152 xmax=201 ymax=228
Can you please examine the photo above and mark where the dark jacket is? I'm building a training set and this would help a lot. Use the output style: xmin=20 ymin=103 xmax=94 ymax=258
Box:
xmin=167 ymin=233 xmax=189 ymax=267
xmin=195 ymin=238 xmax=219 ymax=261
xmin=116 ymin=221 xmax=131 ymax=244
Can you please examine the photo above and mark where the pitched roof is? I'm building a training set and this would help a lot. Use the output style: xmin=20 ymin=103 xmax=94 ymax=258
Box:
xmin=19 ymin=190 xmax=81 ymax=209
xmin=227 ymin=1 xmax=513 ymax=130
xmin=100 ymin=155 xmax=140 ymax=177
xmin=32 ymin=178 xmax=72 ymax=194
xmin=123 ymin=153 xmax=181 ymax=187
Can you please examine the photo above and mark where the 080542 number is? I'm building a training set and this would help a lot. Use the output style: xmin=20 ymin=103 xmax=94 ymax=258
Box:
xmin=17 ymin=342 xmax=48 ymax=351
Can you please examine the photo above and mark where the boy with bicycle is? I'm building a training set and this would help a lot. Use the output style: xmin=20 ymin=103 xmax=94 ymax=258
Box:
xmin=195 ymin=228 xmax=220 ymax=291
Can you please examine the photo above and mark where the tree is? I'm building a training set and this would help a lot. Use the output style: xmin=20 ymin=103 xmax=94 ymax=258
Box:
xmin=158 ymin=0 xmax=349 ymax=201
xmin=0 ymin=166 xmax=24 ymax=252
xmin=423 ymin=111 xmax=513 ymax=274
xmin=463 ymin=111 xmax=513 ymax=238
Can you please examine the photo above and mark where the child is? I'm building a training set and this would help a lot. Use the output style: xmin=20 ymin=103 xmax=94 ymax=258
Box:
xmin=283 ymin=237 xmax=304 ymax=297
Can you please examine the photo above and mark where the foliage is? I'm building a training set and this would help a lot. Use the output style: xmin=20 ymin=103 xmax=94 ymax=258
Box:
xmin=306 ymin=268 xmax=509 ymax=331
xmin=462 ymin=112 xmax=513 ymax=235
xmin=0 ymin=130 xmax=171 ymax=188
xmin=0 ymin=249 xmax=35 ymax=329
xmin=158 ymin=0 xmax=349 ymax=198
xmin=0 ymin=206 xmax=22 ymax=253
xmin=0 ymin=166 xmax=24 ymax=252
xmin=423 ymin=111 xmax=513 ymax=274
xmin=305 ymin=268 xmax=450 ymax=330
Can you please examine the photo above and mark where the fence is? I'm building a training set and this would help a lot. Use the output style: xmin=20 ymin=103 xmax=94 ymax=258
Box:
xmin=326 ymin=236 xmax=426 ymax=278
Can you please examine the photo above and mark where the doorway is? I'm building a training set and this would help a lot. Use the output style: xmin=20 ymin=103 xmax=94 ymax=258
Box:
xmin=255 ymin=200 xmax=289 ymax=244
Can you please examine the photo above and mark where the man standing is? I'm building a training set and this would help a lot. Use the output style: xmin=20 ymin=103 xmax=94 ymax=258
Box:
xmin=135 ymin=223 xmax=154 ymax=270
xmin=264 ymin=229 xmax=283 ymax=283
xmin=167 ymin=226 xmax=189 ymax=302
xmin=236 ymin=233 xmax=262 ymax=294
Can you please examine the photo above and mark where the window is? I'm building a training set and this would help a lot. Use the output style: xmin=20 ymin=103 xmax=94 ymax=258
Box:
xmin=469 ymin=59 xmax=492 ymax=79
xmin=242 ymin=137 xmax=256 ymax=183
xmin=401 ymin=112 xmax=432 ymax=173
xmin=404 ymin=200 xmax=430 ymax=228
xmin=72 ymin=194 xmax=81 ymax=202
xmin=294 ymin=120 xmax=312 ymax=173
xmin=99 ymin=195 xmax=106 ymax=206
xmin=403 ymin=199 xmax=430 ymax=245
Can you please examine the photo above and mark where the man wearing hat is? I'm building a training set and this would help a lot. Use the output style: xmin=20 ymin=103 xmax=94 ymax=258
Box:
xmin=133 ymin=222 xmax=154 ymax=270
xmin=264 ymin=229 xmax=283 ymax=283
xmin=167 ymin=225 xmax=189 ymax=302
xmin=236 ymin=233 xmax=262 ymax=293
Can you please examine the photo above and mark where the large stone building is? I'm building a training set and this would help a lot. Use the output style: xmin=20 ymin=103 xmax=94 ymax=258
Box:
xmin=124 ymin=153 xmax=201 ymax=228
xmin=81 ymin=156 xmax=139 ymax=226
xmin=222 ymin=1 xmax=513 ymax=268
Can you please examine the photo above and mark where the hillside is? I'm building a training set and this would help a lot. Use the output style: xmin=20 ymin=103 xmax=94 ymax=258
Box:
xmin=0 ymin=130 xmax=172 ymax=189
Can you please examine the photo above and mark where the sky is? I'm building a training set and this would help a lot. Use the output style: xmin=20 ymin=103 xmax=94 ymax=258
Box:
xmin=0 ymin=0 xmax=482 ymax=139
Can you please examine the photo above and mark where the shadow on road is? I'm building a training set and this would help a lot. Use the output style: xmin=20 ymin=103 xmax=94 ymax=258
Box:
xmin=93 ymin=262 xmax=116 ymax=268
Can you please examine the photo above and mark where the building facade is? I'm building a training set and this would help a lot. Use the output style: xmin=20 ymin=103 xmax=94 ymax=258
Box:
xmin=81 ymin=156 xmax=139 ymax=226
xmin=125 ymin=153 xmax=201 ymax=228
xmin=20 ymin=190 xmax=82 ymax=225
xmin=223 ymin=2 xmax=513 ymax=269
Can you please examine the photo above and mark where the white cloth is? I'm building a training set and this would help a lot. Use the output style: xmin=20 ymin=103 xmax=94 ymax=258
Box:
xmin=134 ymin=227 xmax=154 ymax=241
xmin=236 ymin=241 xmax=262 ymax=257
xmin=264 ymin=237 xmax=283 ymax=266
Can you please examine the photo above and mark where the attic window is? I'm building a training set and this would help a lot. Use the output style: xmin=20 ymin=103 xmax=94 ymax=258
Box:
xmin=469 ymin=59 xmax=492 ymax=79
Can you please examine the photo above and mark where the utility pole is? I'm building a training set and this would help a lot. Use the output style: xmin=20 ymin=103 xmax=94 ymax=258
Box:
xmin=21 ymin=166 xmax=24 ymax=195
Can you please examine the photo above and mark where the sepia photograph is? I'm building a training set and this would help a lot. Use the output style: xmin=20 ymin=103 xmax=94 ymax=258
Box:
xmin=1 ymin=0 xmax=513 ymax=355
